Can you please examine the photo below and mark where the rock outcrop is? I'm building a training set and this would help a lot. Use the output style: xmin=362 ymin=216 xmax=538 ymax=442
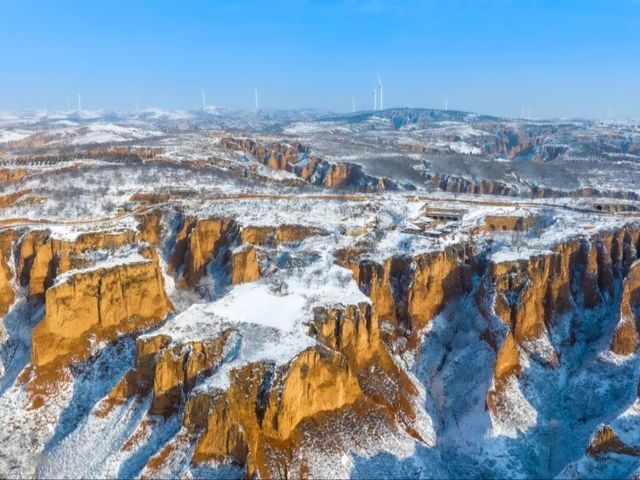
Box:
xmin=241 ymin=224 xmax=324 ymax=246
xmin=185 ymin=306 xmax=419 ymax=477
xmin=492 ymin=126 xmax=550 ymax=157
xmin=587 ymin=425 xmax=640 ymax=458
xmin=16 ymin=229 xmax=139 ymax=298
xmin=0 ymin=230 xmax=17 ymax=317
xmin=424 ymin=173 xmax=520 ymax=196
xmin=610 ymin=260 xmax=640 ymax=355
xmin=221 ymin=137 xmax=399 ymax=192
xmin=135 ymin=210 xmax=164 ymax=246
xmin=230 ymin=246 xmax=260 ymax=284
xmin=168 ymin=217 xmax=239 ymax=288
xmin=425 ymin=171 xmax=640 ymax=201
xmin=31 ymin=251 xmax=173 ymax=368
xmin=0 ymin=168 xmax=27 ymax=185
xmin=483 ymin=227 xmax=640 ymax=414
xmin=337 ymin=244 xmax=474 ymax=344
xmin=106 ymin=298 xmax=423 ymax=478
xmin=169 ymin=217 xmax=325 ymax=293
xmin=192 ymin=345 xmax=361 ymax=450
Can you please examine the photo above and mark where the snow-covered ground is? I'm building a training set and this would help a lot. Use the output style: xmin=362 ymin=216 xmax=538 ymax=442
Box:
xmin=2 ymin=108 xmax=640 ymax=478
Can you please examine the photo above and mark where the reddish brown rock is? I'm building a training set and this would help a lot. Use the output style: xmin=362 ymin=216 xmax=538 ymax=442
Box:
xmin=168 ymin=217 xmax=239 ymax=288
xmin=31 ymin=254 xmax=173 ymax=368
xmin=0 ymin=230 xmax=17 ymax=317
xmin=587 ymin=425 xmax=640 ymax=458
xmin=230 ymin=245 xmax=260 ymax=285
xmin=611 ymin=261 xmax=640 ymax=355
xmin=16 ymin=229 xmax=139 ymax=298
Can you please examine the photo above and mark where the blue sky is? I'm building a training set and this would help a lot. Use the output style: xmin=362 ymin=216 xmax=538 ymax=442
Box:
xmin=0 ymin=0 xmax=638 ymax=118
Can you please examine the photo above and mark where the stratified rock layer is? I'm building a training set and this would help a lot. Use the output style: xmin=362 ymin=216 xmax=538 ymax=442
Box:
xmin=31 ymin=252 xmax=173 ymax=367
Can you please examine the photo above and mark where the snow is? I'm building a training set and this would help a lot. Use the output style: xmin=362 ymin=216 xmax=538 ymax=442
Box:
xmin=46 ymin=225 xmax=137 ymax=242
xmin=149 ymin=302 xmax=315 ymax=391
xmin=449 ymin=141 xmax=482 ymax=155
xmin=67 ymin=123 xmax=163 ymax=145
xmin=142 ymin=231 xmax=370 ymax=394
xmin=52 ymin=247 xmax=149 ymax=287
xmin=2 ymin=108 xmax=640 ymax=478
xmin=0 ymin=129 xmax=31 ymax=144
xmin=208 ymin=282 xmax=307 ymax=331
xmin=0 ymin=339 xmax=136 ymax=479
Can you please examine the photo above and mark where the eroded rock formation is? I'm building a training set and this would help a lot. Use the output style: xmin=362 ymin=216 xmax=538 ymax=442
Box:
xmin=3 ymin=202 xmax=640 ymax=478
xmin=610 ymin=260 xmax=640 ymax=355
xmin=221 ymin=137 xmax=399 ymax=192
xmin=31 ymin=250 xmax=173 ymax=367
xmin=483 ymin=228 xmax=640 ymax=416
xmin=16 ymin=229 xmax=139 ymax=298
xmin=337 ymin=244 xmax=474 ymax=346
xmin=587 ymin=425 xmax=640 ymax=458
xmin=0 ymin=231 xmax=17 ymax=317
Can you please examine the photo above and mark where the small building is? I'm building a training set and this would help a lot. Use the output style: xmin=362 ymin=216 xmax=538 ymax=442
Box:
xmin=593 ymin=202 xmax=637 ymax=213
xmin=421 ymin=205 xmax=467 ymax=223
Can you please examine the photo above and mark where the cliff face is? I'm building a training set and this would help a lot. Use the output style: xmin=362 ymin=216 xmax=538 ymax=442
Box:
xmin=479 ymin=228 xmax=640 ymax=418
xmin=425 ymin=173 xmax=520 ymax=196
xmin=110 ymin=299 xmax=423 ymax=478
xmin=16 ymin=229 xmax=139 ymax=298
xmin=492 ymin=127 xmax=550 ymax=157
xmin=5 ymin=203 xmax=640 ymax=478
xmin=135 ymin=211 xmax=163 ymax=246
xmin=586 ymin=425 xmax=640 ymax=458
xmin=191 ymin=346 xmax=361 ymax=465
xmin=230 ymin=246 xmax=260 ymax=285
xmin=338 ymin=224 xmax=640 ymax=448
xmin=240 ymin=224 xmax=323 ymax=246
xmin=221 ymin=137 xmax=399 ymax=192
xmin=610 ymin=260 xmax=640 ymax=355
xmin=168 ymin=217 xmax=327 ymax=294
xmin=31 ymin=251 xmax=173 ymax=368
xmin=169 ymin=218 xmax=240 ymax=288
xmin=425 ymin=171 xmax=640 ymax=201
xmin=184 ymin=306 xmax=419 ymax=477
xmin=0 ymin=168 xmax=27 ymax=185
xmin=0 ymin=231 xmax=17 ymax=317
xmin=338 ymin=245 xmax=474 ymax=345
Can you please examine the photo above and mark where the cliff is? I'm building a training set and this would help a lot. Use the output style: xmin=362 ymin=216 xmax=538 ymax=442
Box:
xmin=610 ymin=260 xmax=640 ymax=355
xmin=31 ymin=250 xmax=173 ymax=368
xmin=221 ymin=137 xmax=399 ymax=192
xmin=0 ymin=231 xmax=17 ymax=318
xmin=16 ymin=229 xmax=139 ymax=298
xmin=168 ymin=216 xmax=326 ymax=294
xmin=106 ymin=298 xmax=424 ymax=478
xmin=337 ymin=244 xmax=474 ymax=346
xmin=482 ymin=228 xmax=640 ymax=416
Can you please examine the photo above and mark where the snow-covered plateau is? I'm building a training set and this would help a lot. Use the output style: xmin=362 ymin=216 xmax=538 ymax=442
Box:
xmin=2 ymin=107 xmax=640 ymax=478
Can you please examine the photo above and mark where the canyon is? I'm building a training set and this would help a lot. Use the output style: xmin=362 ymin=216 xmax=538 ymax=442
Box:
xmin=1 ymin=107 xmax=640 ymax=478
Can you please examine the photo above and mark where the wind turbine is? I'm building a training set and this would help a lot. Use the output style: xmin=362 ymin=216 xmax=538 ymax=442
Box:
xmin=352 ymin=97 xmax=355 ymax=113
xmin=77 ymin=94 xmax=82 ymax=111
xmin=202 ymin=90 xmax=206 ymax=109
xmin=254 ymin=88 xmax=259 ymax=110
xmin=373 ymin=88 xmax=377 ymax=111
xmin=445 ymin=97 xmax=448 ymax=111
xmin=377 ymin=75 xmax=383 ymax=110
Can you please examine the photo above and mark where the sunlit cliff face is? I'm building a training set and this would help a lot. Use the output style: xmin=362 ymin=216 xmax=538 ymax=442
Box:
xmin=2 ymin=109 xmax=640 ymax=478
